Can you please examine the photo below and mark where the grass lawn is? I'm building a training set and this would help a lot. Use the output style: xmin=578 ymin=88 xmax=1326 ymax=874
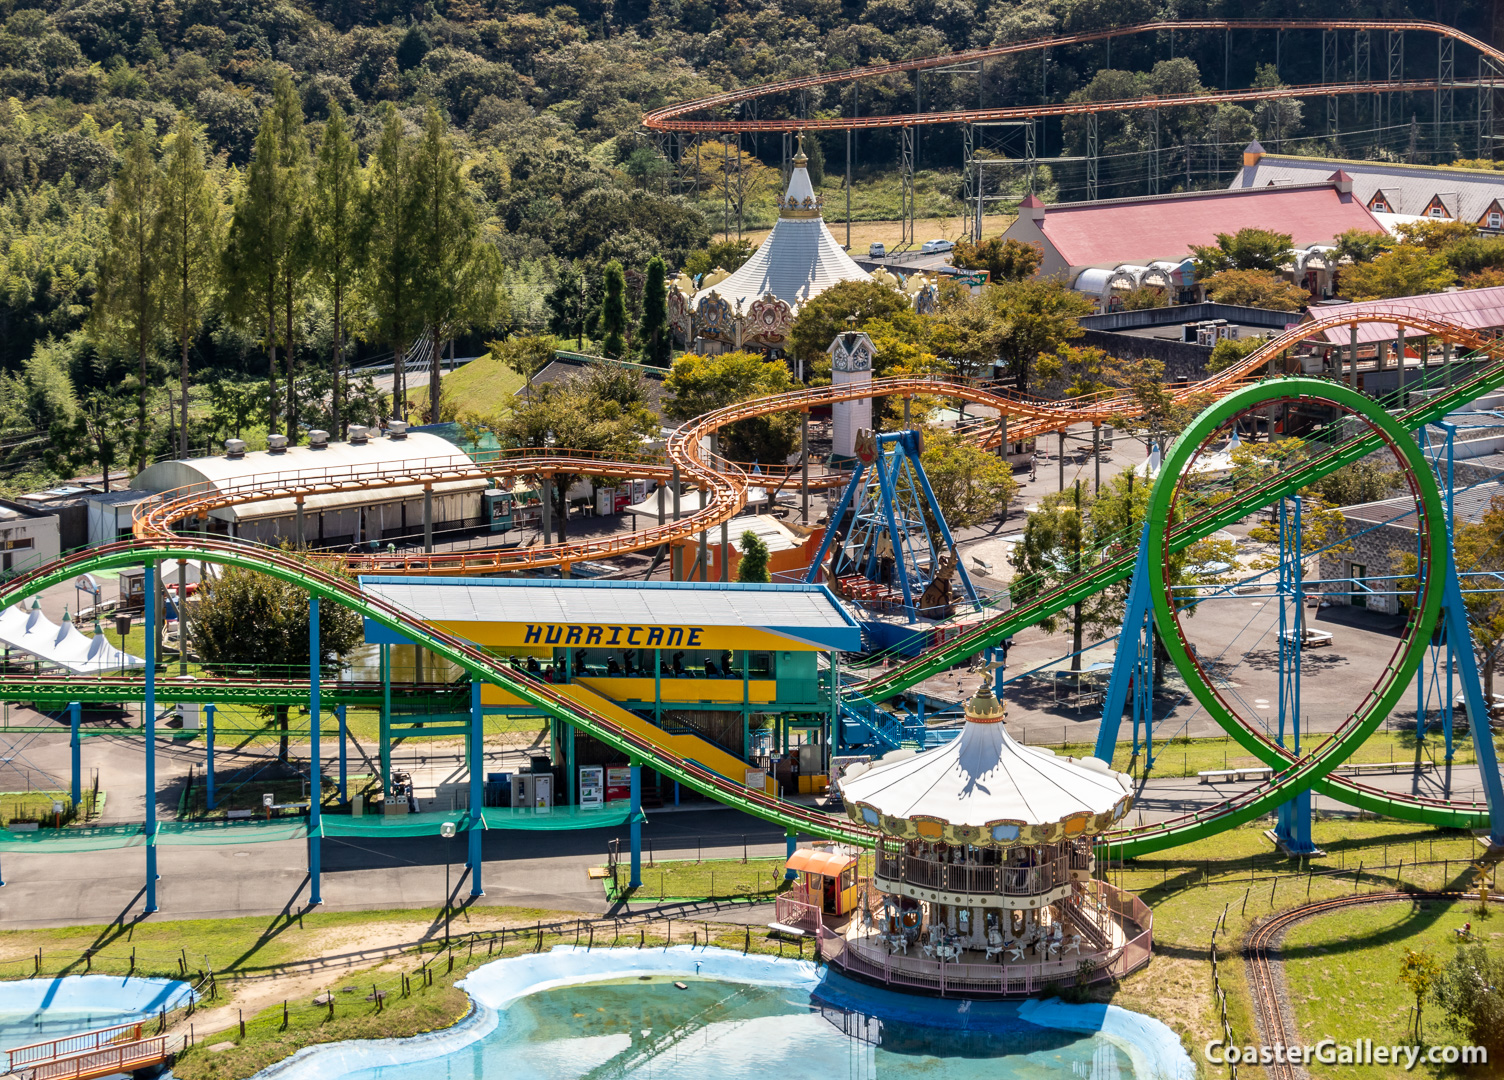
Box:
xmin=1280 ymin=898 xmax=1492 ymax=1080
xmin=1101 ymin=818 xmax=1498 ymax=1080
xmin=401 ymin=351 xmax=526 ymax=420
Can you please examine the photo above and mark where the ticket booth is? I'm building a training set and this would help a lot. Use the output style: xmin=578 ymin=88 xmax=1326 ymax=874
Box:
xmin=785 ymin=847 xmax=860 ymax=916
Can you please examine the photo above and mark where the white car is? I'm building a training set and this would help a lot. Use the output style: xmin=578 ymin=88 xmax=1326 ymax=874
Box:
xmin=920 ymin=239 xmax=954 ymax=254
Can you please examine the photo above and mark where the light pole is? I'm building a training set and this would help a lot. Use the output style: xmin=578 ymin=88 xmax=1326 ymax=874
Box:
xmin=440 ymin=820 xmax=457 ymax=946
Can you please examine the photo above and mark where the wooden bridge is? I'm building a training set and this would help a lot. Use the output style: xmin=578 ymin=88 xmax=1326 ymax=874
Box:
xmin=5 ymin=1021 xmax=172 ymax=1080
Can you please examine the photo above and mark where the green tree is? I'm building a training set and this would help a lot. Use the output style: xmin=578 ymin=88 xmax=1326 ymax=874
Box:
xmin=365 ymin=104 xmax=421 ymax=421
xmin=950 ymin=237 xmax=1042 ymax=282
xmin=1339 ymin=246 xmax=1456 ymax=301
xmin=1332 ymin=228 xmax=1392 ymax=264
xmin=1010 ymin=481 xmax=1100 ymax=670
xmin=497 ymin=363 xmax=657 ymax=540
xmin=93 ymin=128 xmax=160 ymax=471
xmin=1034 ymin=343 xmax=1122 ymax=399
xmin=1207 ymin=337 xmax=1264 ymax=374
xmin=270 ymin=72 xmax=312 ymax=441
xmin=1453 ymin=496 xmax=1504 ymax=700
xmin=1432 ymin=943 xmax=1504 ymax=1058
xmin=600 ymin=259 xmax=627 ymax=358
xmin=683 ymin=239 xmax=755 ymax=279
xmin=310 ymin=102 xmax=365 ymax=439
xmin=663 ymin=350 xmax=798 ymax=462
xmin=920 ymin=428 xmax=1017 ymax=530
xmin=1202 ymin=269 xmax=1309 ymax=311
xmin=44 ymin=387 xmax=131 ymax=492
xmin=788 ymin=279 xmax=910 ymax=373
xmin=984 ymin=279 xmax=1093 ymax=392
xmin=1393 ymin=218 xmax=1477 ymax=251
xmin=1119 ymin=287 xmax=1167 ymax=310
xmin=223 ymin=118 xmax=289 ymax=435
xmin=1398 ymin=949 xmax=1441 ymax=1037
xmin=638 ymin=255 xmax=670 ymax=367
xmin=193 ymin=558 xmax=364 ymax=761
xmin=155 ymin=114 xmax=220 ymax=458
xmin=489 ymin=334 xmax=557 ymax=397
xmin=411 ymin=105 xmax=498 ymax=426
xmin=736 ymin=529 xmax=771 ymax=583
xmin=1305 ymin=460 xmax=1404 ymax=507
xmin=1190 ymin=227 xmax=1293 ymax=276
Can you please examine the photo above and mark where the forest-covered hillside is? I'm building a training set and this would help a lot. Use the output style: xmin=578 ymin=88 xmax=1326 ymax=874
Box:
xmin=0 ymin=0 xmax=1497 ymax=486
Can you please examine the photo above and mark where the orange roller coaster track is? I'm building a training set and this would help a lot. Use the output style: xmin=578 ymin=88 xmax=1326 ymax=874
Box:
xmin=132 ymin=309 xmax=1494 ymax=575
xmin=643 ymin=19 xmax=1504 ymax=133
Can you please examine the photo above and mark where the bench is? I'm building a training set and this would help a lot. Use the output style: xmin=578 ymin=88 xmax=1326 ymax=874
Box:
xmin=1198 ymin=766 xmax=1274 ymax=784
xmin=1335 ymin=761 xmax=1436 ymax=775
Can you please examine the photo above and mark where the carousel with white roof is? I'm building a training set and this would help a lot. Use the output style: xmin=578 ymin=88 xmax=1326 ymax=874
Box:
xmin=789 ymin=674 xmax=1153 ymax=997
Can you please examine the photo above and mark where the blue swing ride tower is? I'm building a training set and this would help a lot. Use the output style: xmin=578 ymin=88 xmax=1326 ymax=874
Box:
xmin=804 ymin=429 xmax=982 ymax=631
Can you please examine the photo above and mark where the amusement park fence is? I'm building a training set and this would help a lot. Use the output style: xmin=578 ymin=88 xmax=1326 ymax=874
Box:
xmin=1209 ymin=928 xmax=1240 ymax=1080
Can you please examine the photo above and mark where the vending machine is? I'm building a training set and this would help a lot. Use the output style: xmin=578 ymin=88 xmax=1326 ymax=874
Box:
xmin=578 ymin=766 xmax=604 ymax=809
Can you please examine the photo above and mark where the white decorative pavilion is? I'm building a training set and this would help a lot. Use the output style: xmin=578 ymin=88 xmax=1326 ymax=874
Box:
xmin=805 ymin=676 xmax=1153 ymax=997
xmin=670 ymin=141 xmax=871 ymax=356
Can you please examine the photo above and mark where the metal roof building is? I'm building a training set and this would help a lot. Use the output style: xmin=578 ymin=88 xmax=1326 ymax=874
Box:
xmin=1230 ymin=143 xmax=1504 ymax=228
xmin=1000 ymin=177 xmax=1382 ymax=288
xmin=1302 ymin=284 xmax=1504 ymax=346
xmin=132 ymin=430 xmax=485 ymax=547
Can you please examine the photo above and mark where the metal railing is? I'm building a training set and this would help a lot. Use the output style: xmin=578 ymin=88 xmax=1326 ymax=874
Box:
xmin=874 ymin=850 xmax=1074 ymax=896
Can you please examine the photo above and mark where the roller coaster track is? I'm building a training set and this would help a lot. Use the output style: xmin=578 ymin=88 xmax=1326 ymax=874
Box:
xmin=643 ymin=19 xmax=1504 ymax=133
xmin=57 ymin=309 xmax=1485 ymax=855
xmin=130 ymin=311 xmax=1485 ymax=576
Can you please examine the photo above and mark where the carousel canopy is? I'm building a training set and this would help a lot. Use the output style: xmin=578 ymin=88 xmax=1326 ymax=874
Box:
xmin=690 ymin=145 xmax=870 ymax=316
xmin=841 ymin=679 xmax=1133 ymax=846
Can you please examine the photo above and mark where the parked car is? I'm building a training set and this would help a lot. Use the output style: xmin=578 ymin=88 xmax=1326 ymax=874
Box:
xmin=868 ymin=242 xmax=886 ymax=259
xmin=920 ymin=238 xmax=955 ymax=254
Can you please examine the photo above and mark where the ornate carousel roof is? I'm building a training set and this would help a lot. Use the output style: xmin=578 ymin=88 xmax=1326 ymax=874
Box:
xmin=841 ymin=677 xmax=1134 ymax=847
xmin=689 ymin=143 xmax=871 ymax=318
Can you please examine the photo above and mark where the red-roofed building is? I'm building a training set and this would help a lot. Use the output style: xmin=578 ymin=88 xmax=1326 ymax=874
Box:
xmin=1000 ymin=178 xmax=1386 ymax=301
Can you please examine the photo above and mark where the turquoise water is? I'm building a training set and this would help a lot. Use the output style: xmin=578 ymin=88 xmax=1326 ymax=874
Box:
xmin=341 ymin=976 xmax=1132 ymax=1080
xmin=0 ymin=1008 xmax=149 ymax=1050
xmin=0 ymin=976 xmax=192 ymax=1054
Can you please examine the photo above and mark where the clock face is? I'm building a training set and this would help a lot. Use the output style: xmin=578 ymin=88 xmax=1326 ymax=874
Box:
xmin=835 ymin=346 xmax=871 ymax=372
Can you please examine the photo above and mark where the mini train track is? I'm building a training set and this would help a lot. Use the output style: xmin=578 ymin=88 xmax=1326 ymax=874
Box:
xmin=1244 ymin=890 xmax=1471 ymax=1080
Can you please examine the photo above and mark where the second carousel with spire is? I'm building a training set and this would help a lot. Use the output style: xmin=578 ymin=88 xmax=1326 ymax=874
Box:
xmin=669 ymin=136 xmax=875 ymax=356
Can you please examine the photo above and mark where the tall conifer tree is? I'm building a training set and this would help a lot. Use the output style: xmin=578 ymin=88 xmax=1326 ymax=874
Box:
xmin=156 ymin=115 xmax=221 ymax=457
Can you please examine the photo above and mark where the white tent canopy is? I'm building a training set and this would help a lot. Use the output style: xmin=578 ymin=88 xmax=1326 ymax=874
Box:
xmin=0 ymin=603 xmax=145 ymax=673
xmin=841 ymin=685 xmax=1132 ymax=836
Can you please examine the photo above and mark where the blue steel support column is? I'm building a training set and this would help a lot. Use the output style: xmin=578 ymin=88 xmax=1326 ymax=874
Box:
xmin=904 ymin=432 xmax=983 ymax=609
xmin=1094 ymin=527 xmax=1152 ymax=762
xmin=469 ymin=679 xmax=484 ymax=897
xmin=68 ymin=701 xmax=81 ymax=805
xmin=204 ymin=704 xmax=216 ymax=810
xmin=872 ymin=452 xmax=916 ymax=618
xmin=308 ymin=596 xmax=322 ymax=906
xmin=785 ymin=828 xmax=798 ymax=880
xmin=1274 ymin=497 xmax=1316 ymax=854
xmin=336 ymin=704 xmax=348 ymax=805
xmin=629 ymin=763 xmax=643 ymax=889
xmin=829 ymin=651 xmax=841 ymax=755
xmin=1436 ymin=426 xmax=1504 ymax=843
xmin=802 ymin=463 xmax=867 ymax=582
xmin=379 ymin=644 xmax=392 ymax=797
xmin=144 ymin=562 xmax=158 ymax=914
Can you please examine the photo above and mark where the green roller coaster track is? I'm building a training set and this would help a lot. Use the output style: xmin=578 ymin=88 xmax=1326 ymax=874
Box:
xmin=0 ymin=357 xmax=1500 ymax=857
